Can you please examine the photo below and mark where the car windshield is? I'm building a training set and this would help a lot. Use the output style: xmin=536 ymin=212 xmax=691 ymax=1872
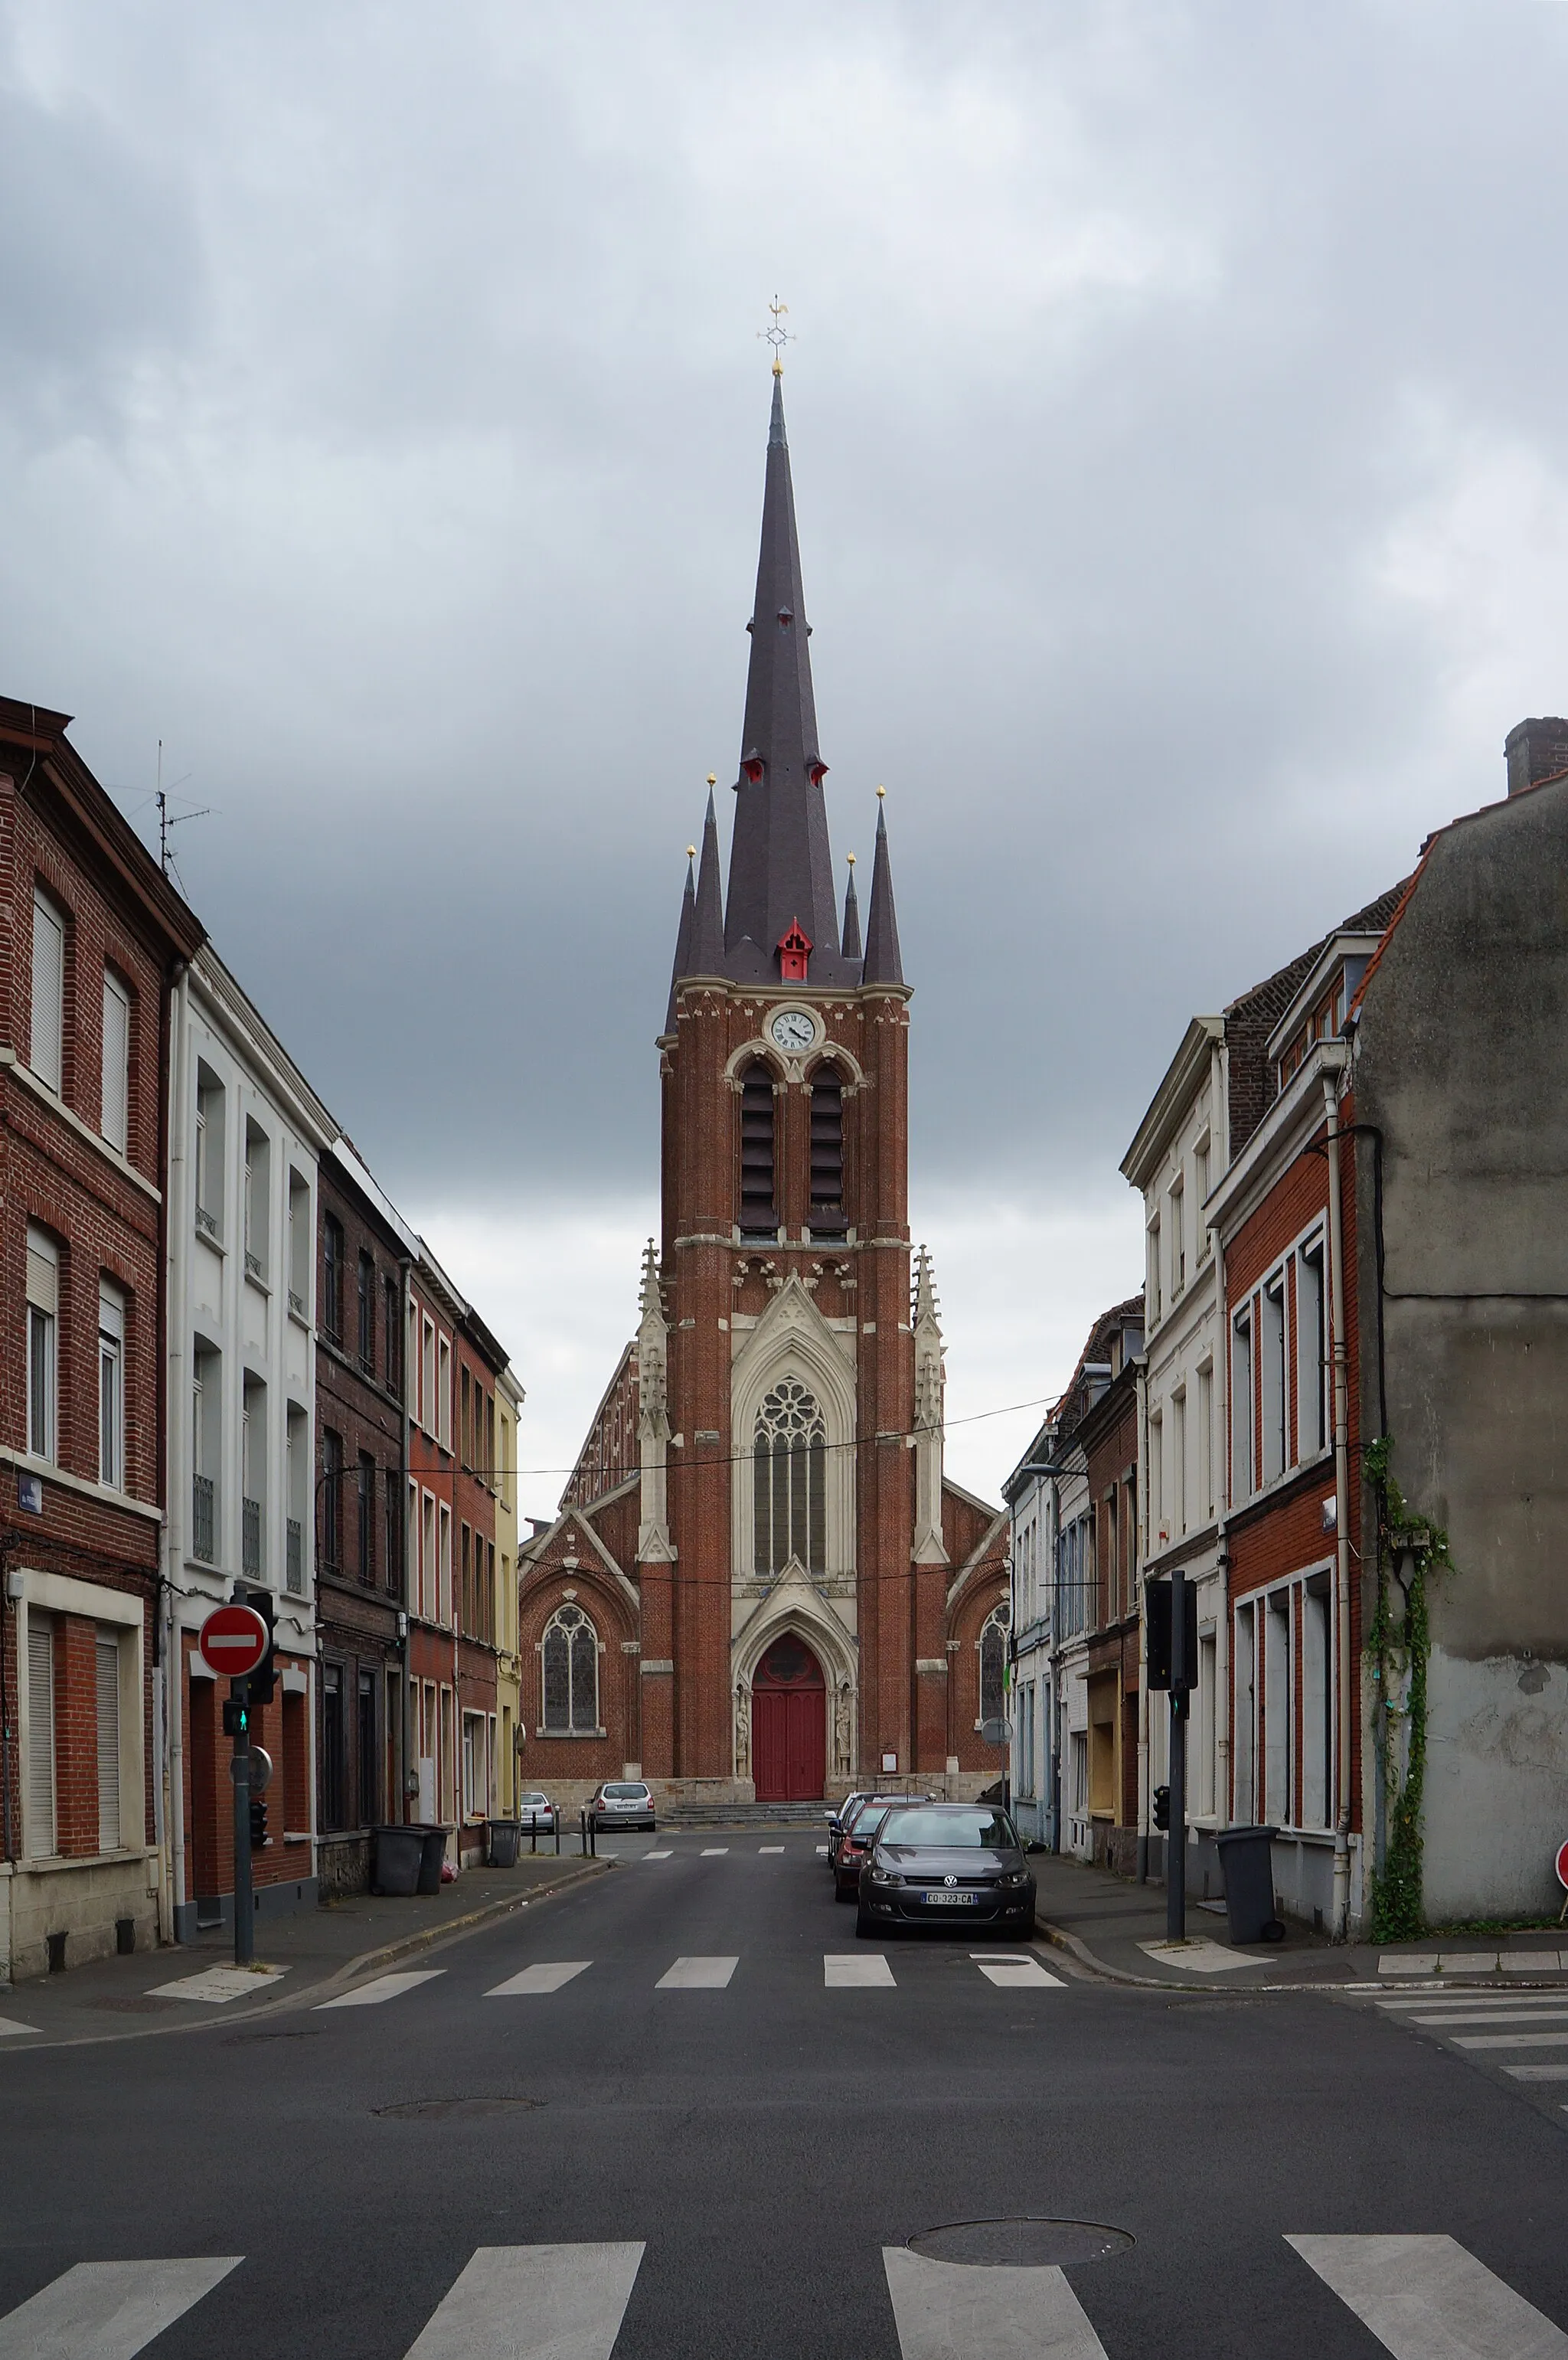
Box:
xmin=522 ymin=1794 xmax=549 ymax=1806
xmin=878 ymin=1807 xmax=1018 ymax=1849
xmin=605 ymin=1783 xmax=647 ymax=1799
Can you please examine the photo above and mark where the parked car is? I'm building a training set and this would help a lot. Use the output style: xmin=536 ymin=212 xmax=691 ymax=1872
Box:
xmin=855 ymin=1801 xmax=1037 ymax=1939
xmin=825 ymin=1791 xmax=874 ymax=1871
xmin=517 ymin=1791 xmax=559 ymax=1831
xmin=589 ymin=1780 xmax=656 ymax=1831
xmin=831 ymin=1794 xmax=933 ymax=1901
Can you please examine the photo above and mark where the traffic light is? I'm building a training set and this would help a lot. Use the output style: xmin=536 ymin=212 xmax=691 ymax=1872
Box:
xmin=1152 ymin=1784 xmax=1171 ymax=1832
xmin=1145 ymin=1576 xmax=1197 ymax=1693
xmin=241 ymin=1587 xmax=276 ymax=1707
xmin=249 ymin=1793 xmax=269 ymax=1849
xmin=222 ymin=1696 xmax=248 ymax=1738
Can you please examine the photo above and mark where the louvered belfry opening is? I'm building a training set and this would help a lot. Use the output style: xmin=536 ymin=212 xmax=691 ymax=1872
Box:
xmin=739 ymin=1061 xmax=777 ymax=1236
xmin=808 ymin=1064 xmax=845 ymax=1235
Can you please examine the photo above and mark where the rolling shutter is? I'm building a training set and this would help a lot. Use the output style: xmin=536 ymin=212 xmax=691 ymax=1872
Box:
xmin=96 ymin=1633 xmax=122 ymax=1852
xmin=26 ymin=1231 xmax=57 ymax=1316
xmin=101 ymin=972 xmax=129 ymax=1153
xmin=26 ymin=1618 xmax=57 ymax=1858
xmin=30 ymin=890 xmax=64 ymax=1092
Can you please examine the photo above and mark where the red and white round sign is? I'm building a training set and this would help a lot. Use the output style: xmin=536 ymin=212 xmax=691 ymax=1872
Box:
xmin=1556 ymin=1839 xmax=1568 ymax=1892
xmin=198 ymin=1603 xmax=269 ymax=1680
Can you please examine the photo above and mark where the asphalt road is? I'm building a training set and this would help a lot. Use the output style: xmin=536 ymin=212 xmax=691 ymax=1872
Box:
xmin=0 ymin=1832 xmax=1565 ymax=2359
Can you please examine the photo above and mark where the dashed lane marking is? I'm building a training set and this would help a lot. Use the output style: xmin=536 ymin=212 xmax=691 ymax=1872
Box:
xmin=701 ymin=1847 xmax=729 ymax=1856
xmin=884 ymin=2247 xmax=1109 ymax=2360
xmin=759 ymin=1845 xmax=786 ymax=1853
xmin=655 ymin=1956 xmax=738 ymax=1989
xmin=642 ymin=1850 xmax=672 ymax=1859
xmin=485 ymin=1962 xmax=592 ymax=1997
xmin=0 ymin=2258 xmax=241 ymax=2360
xmin=317 ymin=1970 xmax=445 ymax=2010
xmin=1288 ymin=2232 xmax=1568 ymax=2358
xmin=402 ymin=2243 xmax=645 ymax=2360
xmin=825 ymin=1954 xmax=895 ymax=1987
xmin=970 ymin=1953 xmax=1065 ymax=1988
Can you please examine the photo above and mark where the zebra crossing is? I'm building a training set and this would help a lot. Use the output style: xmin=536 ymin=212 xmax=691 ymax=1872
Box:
xmin=315 ymin=1952 xmax=1067 ymax=2007
xmin=1369 ymin=1986 xmax=1568 ymax=2089
xmin=1 ymin=2234 xmax=1561 ymax=2358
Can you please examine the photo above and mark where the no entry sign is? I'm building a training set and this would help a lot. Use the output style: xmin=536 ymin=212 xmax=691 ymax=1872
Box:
xmin=198 ymin=1603 xmax=269 ymax=1681
xmin=1557 ymin=1839 xmax=1568 ymax=1891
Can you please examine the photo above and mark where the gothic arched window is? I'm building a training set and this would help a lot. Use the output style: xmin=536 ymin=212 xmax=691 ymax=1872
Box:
xmin=739 ymin=1063 xmax=777 ymax=1237
xmin=542 ymin=1603 xmax=599 ymax=1733
xmin=753 ymin=1378 xmax=827 ymax=1576
xmin=979 ymin=1601 xmax=1011 ymax=1728
xmin=808 ymin=1065 xmax=844 ymax=1235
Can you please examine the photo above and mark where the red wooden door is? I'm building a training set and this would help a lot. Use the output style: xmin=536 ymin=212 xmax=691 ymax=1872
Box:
xmin=752 ymin=1635 xmax=826 ymax=1801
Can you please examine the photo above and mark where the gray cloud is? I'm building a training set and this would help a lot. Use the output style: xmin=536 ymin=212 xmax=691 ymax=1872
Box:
xmin=5 ymin=1 xmax=1568 ymax=1459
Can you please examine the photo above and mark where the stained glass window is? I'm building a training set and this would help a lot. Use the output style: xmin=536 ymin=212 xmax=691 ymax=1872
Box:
xmin=753 ymin=1378 xmax=827 ymax=1576
xmin=542 ymin=1603 xmax=598 ymax=1732
xmin=979 ymin=1603 xmax=1011 ymax=1728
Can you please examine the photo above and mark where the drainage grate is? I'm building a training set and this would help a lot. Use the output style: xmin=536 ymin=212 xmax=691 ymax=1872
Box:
xmin=374 ymin=2097 xmax=543 ymax=2122
xmin=909 ymin=2220 xmax=1134 ymax=2267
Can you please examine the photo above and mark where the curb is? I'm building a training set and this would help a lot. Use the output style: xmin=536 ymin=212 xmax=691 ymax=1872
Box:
xmin=0 ymin=1857 xmax=614 ymax=2054
xmin=1034 ymin=1913 xmax=1370 ymax=1996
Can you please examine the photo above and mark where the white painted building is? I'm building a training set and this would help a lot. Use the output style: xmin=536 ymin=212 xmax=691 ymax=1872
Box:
xmin=1122 ymin=1017 xmax=1230 ymax=1894
xmin=1004 ymin=1416 xmax=1056 ymax=1843
xmin=163 ymin=945 xmax=334 ymax=1940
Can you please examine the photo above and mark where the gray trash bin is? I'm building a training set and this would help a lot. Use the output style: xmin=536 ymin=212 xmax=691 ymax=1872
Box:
xmin=413 ymin=1825 xmax=450 ymax=1895
xmin=1215 ymin=1825 xmax=1285 ymax=1943
xmin=488 ymin=1819 xmax=521 ymax=1868
xmin=371 ymin=1825 xmax=424 ymax=1897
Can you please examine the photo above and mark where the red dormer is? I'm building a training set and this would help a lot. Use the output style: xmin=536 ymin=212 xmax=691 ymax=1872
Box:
xmin=777 ymin=918 xmax=812 ymax=982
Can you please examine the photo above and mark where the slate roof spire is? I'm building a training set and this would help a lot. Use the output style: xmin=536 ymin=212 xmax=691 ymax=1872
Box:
xmin=861 ymin=791 xmax=904 ymax=986
xmin=688 ymin=788 xmax=726 ymax=974
xmin=721 ymin=371 xmax=857 ymax=986
xmin=663 ymin=846 xmax=697 ymax=1033
xmin=841 ymin=852 xmax=862 ymax=964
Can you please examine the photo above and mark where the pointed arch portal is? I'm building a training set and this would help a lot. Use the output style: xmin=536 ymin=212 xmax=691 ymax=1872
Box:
xmin=750 ymin=1630 xmax=826 ymax=1802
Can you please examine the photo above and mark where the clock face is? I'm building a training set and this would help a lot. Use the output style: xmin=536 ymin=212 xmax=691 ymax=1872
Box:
xmin=769 ymin=1007 xmax=816 ymax=1052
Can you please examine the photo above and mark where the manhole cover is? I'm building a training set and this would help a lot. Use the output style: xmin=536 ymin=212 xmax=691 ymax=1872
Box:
xmin=374 ymin=2097 xmax=542 ymax=2122
xmin=910 ymin=2220 xmax=1133 ymax=2267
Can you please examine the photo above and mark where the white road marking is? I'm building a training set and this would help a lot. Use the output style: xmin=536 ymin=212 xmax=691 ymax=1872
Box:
xmin=759 ymin=1845 xmax=786 ymax=1853
xmin=1413 ymin=2009 xmax=1568 ymax=2028
xmin=145 ymin=1965 xmax=288 ymax=2004
xmin=0 ymin=2018 xmax=39 ymax=2038
xmin=971 ymin=1954 xmax=1065 ymax=1988
xmin=402 ymin=2243 xmax=645 ymax=2360
xmin=825 ymin=1954 xmax=895 ymax=1987
xmin=1507 ymin=2065 xmax=1568 ymax=2081
xmin=0 ymin=2257 xmax=241 ymax=2359
xmin=815 ymin=1844 xmax=830 ymax=1855
xmin=317 ymin=1970 xmax=445 ymax=2010
xmin=1288 ymin=2233 xmax=1568 ymax=2358
xmin=1455 ymin=2030 xmax=1568 ymax=2050
xmin=656 ymin=1956 xmax=738 ymax=1989
xmin=642 ymin=1851 xmax=672 ymax=1860
xmin=1377 ymin=1993 xmax=1568 ymax=2013
xmin=485 ymin=1962 xmax=592 ymax=1997
xmin=1138 ymin=1939 xmax=1262 ymax=1974
xmin=883 ymin=2247 xmax=1109 ymax=2360
xmin=701 ymin=1847 xmax=729 ymax=1856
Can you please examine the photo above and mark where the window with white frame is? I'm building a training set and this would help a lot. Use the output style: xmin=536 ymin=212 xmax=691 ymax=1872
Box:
xmin=422 ymin=1316 xmax=436 ymax=1433
xmin=421 ymin=1490 xmax=436 ymax=1620
xmin=243 ymin=1120 xmax=270 ymax=1283
xmin=1147 ymin=1216 xmax=1161 ymax=1323
xmin=1231 ymin=1312 xmax=1253 ymax=1501
xmin=1298 ymin=1238 xmax=1327 ymax=1459
xmin=437 ymin=1336 xmax=452 ymax=1448
xmin=1196 ymin=1626 xmax=1217 ymax=1816
xmin=1232 ymin=1599 xmax=1256 ymax=1822
xmin=1263 ymin=1590 xmax=1290 ymax=1822
xmin=462 ymin=1710 xmax=483 ymax=1817
xmin=30 ymin=886 xmax=65 ymax=1094
xmin=1194 ymin=1137 xmax=1210 ymax=1258
xmin=26 ymin=1226 xmax=58 ymax=1463
xmin=287 ymin=1171 xmax=310 ymax=1317
xmin=1197 ymin=1362 xmax=1214 ymax=1518
xmin=96 ymin=1629 xmax=122 ymax=1851
xmin=437 ymin=1501 xmax=452 ymax=1623
xmin=1260 ymin=1275 xmax=1286 ymax=1484
xmin=99 ymin=1280 xmax=124 ymax=1490
xmin=194 ymin=1061 xmax=225 ymax=1240
xmin=26 ymin=1611 xmax=57 ymax=1857
xmin=1172 ymin=1388 xmax=1187 ymax=1536
xmin=1149 ymin=1414 xmax=1165 ymax=1541
xmin=101 ymin=969 xmax=130 ymax=1153
xmin=1235 ymin=1574 xmax=1334 ymax=1832
xmin=1169 ymin=1176 xmax=1185 ymax=1296
xmin=542 ymin=1602 xmax=599 ymax=1733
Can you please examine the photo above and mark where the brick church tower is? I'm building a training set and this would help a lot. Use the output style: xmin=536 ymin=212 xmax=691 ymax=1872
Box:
xmin=518 ymin=370 xmax=1008 ymax=1809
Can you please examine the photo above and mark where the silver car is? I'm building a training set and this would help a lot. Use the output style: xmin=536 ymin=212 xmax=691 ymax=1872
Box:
xmin=590 ymin=1780 xmax=656 ymax=1832
xmin=518 ymin=1791 xmax=558 ymax=1831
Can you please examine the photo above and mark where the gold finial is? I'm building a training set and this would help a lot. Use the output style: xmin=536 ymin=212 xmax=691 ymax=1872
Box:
xmin=846 ymin=851 xmax=857 ymax=866
xmin=876 ymin=783 xmax=887 ymax=799
xmin=706 ymin=773 xmax=717 ymax=787
xmin=686 ymin=845 xmax=696 ymax=860
xmin=759 ymin=295 xmax=794 ymax=374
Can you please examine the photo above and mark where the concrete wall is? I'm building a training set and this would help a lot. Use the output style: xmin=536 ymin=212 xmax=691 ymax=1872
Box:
xmin=1355 ymin=772 xmax=1568 ymax=1924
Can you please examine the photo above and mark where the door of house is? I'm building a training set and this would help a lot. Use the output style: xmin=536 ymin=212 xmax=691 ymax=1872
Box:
xmin=751 ymin=1633 xmax=826 ymax=1801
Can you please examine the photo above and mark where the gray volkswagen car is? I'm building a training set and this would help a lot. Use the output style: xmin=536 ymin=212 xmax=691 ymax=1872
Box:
xmin=854 ymin=1801 xmax=1036 ymax=1938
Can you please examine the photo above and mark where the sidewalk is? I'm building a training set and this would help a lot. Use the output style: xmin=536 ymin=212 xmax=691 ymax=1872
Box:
xmin=0 ymin=1852 xmax=610 ymax=2048
xmin=1031 ymin=1852 xmax=1568 ymax=1989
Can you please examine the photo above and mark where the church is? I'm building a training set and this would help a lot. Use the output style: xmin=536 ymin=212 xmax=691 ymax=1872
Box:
xmin=518 ymin=369 xmax=1009 ymax=1807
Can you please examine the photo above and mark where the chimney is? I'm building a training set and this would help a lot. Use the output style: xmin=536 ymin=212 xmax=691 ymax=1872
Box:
xmin=1504 ymin=717 xmax=1568 ymax=797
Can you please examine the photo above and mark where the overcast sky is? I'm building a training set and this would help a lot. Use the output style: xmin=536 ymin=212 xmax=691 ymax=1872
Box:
xmin=5 ymin=2 xmax=1566 ymax=1518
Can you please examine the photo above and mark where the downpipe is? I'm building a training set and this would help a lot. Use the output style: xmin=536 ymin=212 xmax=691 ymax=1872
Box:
xmin=1325 ymin=1071 xmax=1354 ymax=1942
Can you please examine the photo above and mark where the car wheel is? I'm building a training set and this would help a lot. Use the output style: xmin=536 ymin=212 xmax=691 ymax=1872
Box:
xmin=854 ymin=1904 xmax=876 ymax=1939
xmin=834 ymin=1878 xmax=854 ymax=1903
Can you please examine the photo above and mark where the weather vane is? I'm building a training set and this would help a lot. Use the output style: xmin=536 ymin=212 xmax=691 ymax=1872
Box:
xmin=759 ymin=295 xmax=794 ymax=374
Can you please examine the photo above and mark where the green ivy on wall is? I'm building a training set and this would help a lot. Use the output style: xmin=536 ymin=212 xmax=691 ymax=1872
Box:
xmin=1365 ymin=1434 xmax=1457 ymax=1943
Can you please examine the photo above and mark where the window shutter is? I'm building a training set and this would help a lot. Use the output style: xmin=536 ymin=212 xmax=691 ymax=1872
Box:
xmin=30 ymin=891 xmax=64 ymax=1093
xmin=26 ymin=1231 xmax=57 ymax=1315
xmin=96 ymin=1633 xmax=122 ymax=1852
xmin=26 ymin=1619 xmax=56 ymax=1858
xmin=101 ymin=972 xmax=130 ymax=1153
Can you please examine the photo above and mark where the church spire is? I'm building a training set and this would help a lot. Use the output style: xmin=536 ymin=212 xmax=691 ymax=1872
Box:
xmin=688 ymin=787 xmax=726 ymax=975
xmin=722 ymin=372 xmax=856 ymax=986
xmin=841 ymin=852 xmax=862 ymax=964
xmin=861 ymin=792 xmax=904 ymax=986
xmin=663 ymin=847 xmax=696 ymax=1034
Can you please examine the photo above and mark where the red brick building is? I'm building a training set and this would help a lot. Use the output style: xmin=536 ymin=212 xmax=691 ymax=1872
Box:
xmin=518 ymin=374 xmax=1007 ymax=1810
xmin=1079 ymin=1352 xmax=1143 ymax=1875
xmin=0 ymin=697 xmax=203 ymax=1981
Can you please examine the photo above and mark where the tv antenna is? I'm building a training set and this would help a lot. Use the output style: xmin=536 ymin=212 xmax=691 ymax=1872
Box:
xmin=154 ymin=740 xmax=209 ymax=884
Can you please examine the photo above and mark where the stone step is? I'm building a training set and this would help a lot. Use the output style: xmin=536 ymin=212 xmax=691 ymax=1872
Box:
xmin=659 ymin=1800 xmax=834 ymax=1827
